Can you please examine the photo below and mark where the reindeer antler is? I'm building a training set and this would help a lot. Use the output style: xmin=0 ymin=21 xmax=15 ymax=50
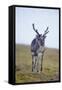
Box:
xmin=43 ymin=27 xmax=49 ymax=36
xmin=45 ymin=27 xmax=49 ymax=32
xmin=32 ymin=24 xmax=40 ymax=36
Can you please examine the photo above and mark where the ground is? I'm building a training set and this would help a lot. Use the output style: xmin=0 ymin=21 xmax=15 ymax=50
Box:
xmin=15 ymin=44 xmax=59 ymax=83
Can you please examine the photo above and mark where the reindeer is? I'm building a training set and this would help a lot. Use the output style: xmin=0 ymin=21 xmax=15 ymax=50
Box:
xmin=31 ymin=24 xmax=49 ymax=72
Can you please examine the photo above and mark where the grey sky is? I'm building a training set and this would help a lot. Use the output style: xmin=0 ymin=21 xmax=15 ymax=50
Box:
xmin=16 ymin=7 xmax=59 ymax=49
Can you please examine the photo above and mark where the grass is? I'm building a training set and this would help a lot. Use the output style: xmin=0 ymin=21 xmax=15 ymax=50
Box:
xmin=15 ymin=44 xmax=59 ymax=83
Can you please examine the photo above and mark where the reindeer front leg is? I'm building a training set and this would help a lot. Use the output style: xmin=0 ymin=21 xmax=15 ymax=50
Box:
xmin=37 ymin=53 xmax=42 ymax=72
xmin=32 ymin=54 xmax=37 ymax=72
xmin=32 ymin=55 xmax=38 ymax=72
xmin=41 ymin=47 xmax=45 ymax=71
xmin=41 ymin=53 xmax=44 ymax=71
xmin=32 ymin=55 xmax=35 ymax=72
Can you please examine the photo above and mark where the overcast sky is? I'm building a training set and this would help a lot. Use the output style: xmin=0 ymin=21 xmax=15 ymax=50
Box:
xmin=15 ymin=7 xmax=59 ymax=49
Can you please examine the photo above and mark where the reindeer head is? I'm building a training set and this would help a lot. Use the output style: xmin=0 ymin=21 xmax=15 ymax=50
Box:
xmin=32 ymin=23 xmax=49 ymax=46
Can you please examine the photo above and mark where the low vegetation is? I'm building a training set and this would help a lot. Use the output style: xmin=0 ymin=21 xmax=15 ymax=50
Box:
xmin=16 ymin=44 xmax=59 ymax=83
